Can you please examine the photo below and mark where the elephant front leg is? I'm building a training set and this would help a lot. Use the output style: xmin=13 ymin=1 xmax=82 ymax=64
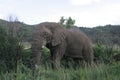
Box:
xmin=51 ymin=44 xmax=66 ymax=69
xmin=51 ymin=54 xmax=61 ymax=69
xmin=51 ymin=49 xmax=61 ymax=69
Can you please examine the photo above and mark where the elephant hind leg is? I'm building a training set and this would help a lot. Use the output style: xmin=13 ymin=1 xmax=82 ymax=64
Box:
xmin=82 ymin=48 xmax=94 ymax=67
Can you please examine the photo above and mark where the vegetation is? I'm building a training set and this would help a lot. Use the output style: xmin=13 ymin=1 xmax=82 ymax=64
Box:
xmin=0 ymin=62 xmax=120 ymax=80
xmin=0 ymin=19 xmax=34 ymax=42
xmin=79 ymin=25 xmax=120 ymax=45
xmin=93 ymin=43 xmax=120 ymax=64
xmin=59 ymin=16 xmax=75 ymax=29
xmin=0 ymin=18 xmax=120 ymax=80
xmin=0 ymin=23 xmax=24 ymax=72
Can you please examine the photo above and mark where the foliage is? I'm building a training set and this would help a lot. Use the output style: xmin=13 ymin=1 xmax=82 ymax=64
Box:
xmin=59 ymin=16 xmax=65 ymax=25
xmin=20 ymin=47 xmax=50 ymax=68
xmin=59 ymin=16 xmax=75 ymax=29
xmin=0 ymin=26 xmax=8 ymax=72
xmin=0 ymin=23 xmax=24 ymax=72
xmin=41 ymin=47 xmax=50 ymax=66
xmin=79 ymin=25 xmax=120 ymax=45
xmin=21 ymin=49 xmax=32 ymax=68
xmin=0 ymin=19 xmax=34 ymax=42
xmin=0 ymin=62 xmax=120 ymax=80
xmin=20 ymin=24 xmax=34 ymax=42
xmin=0 ymin=26 xmax=10 ymax=71
xmin=93 ymin=43 xmax=120 ymax=64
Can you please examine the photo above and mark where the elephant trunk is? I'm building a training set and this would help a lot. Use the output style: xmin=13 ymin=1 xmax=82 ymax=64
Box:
xmin=31 ymin=40 xmax=43 ymax=78
xmin=31 ymin=37 xmax=47 ymax=66
xmin=32 ymin=51 xmax=41 ymax=65
xmin=31 ymin=39 xmax=42 ymax=66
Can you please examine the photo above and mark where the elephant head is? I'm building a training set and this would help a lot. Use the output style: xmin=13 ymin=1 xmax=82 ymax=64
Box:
xmin=31 ymin=22 xmax=66 ymax=66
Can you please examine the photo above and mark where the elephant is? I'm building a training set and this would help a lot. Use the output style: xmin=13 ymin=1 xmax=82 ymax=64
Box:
xmin=31 ymin=22 xmax=94 ymax=69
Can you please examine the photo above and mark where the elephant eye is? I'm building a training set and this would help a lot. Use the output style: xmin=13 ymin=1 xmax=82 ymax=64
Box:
xmin=43 ymin=32 xmax=49 ymax=37
xmin=43 ymin=32 xmax=47 ymax=35
xmin=45 ymin=32 xmax=48 ymax=35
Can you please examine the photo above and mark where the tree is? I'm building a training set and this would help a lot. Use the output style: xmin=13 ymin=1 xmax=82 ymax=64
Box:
xmin=59 ymin=16 xmax=65 ymax=25
xmin=59 ymin=16 xmax=75 ymax=29
xmin=0 ymin=16 xmax=23 ymax=72
xmin=0 ymin=26 xmax=8 ymax=72
xmin=66 ymin=17 xmax=75 ymax=29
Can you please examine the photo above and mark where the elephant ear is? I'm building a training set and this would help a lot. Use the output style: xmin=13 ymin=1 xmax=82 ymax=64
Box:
xmin=52 ymin=30 xmax=65 ymax=46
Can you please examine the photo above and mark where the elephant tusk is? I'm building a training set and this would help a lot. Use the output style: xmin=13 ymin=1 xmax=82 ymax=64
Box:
xmin=42 ymin=45 xmax=45 ymax=49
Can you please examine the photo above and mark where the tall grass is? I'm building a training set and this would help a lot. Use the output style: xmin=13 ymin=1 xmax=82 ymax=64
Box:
xmin=0 ymin=62 xmax=120 ymax=80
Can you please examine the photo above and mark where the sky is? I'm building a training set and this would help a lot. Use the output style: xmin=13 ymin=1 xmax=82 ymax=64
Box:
xmin=0 ymin=0 xmax=120 ymax=27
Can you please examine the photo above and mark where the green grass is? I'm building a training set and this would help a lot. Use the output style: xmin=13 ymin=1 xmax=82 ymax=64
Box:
xmin=0 ymin=62 xmax=120 ymax=80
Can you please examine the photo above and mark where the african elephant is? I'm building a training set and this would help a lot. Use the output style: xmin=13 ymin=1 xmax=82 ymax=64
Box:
xmin=31 ymin=22 xmax=94 ymax=69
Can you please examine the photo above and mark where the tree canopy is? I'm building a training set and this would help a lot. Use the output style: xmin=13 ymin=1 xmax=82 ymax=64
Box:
xmin=59 ymin=16 xmax=75 ymax=29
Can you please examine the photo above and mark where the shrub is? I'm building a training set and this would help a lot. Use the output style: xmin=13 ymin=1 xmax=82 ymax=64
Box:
xmin=93 ymin=43 xmax=120 ymax=64
xmin=21 ymin=49 xmax=32 ymax=68
xmin=0 ymin=25 xmax=23 ymax=72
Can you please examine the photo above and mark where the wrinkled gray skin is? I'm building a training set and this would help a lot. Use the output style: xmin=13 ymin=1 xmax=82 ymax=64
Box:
xmin=31 ymin=22 xmax=94 ymax=69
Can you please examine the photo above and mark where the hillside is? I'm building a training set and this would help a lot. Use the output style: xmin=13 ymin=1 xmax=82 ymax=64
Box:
xmin=0 ymin=19 xmax=34 ymax=41
xmin=79 ymin=25 xmax=120 ymax=45
xmin=0 ymin=19 xmax=120 ymax=45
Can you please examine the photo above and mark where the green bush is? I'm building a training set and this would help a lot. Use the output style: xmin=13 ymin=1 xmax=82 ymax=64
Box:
xmin=41 ymin=47 xmax=51 ymax=67
xmin=21 ymin=47 xmax=50 ymax=68
xmin=0 ymin=25 xmax=23 ymax=72
xmin=93 ymin=43 xmax=120 ymax=64
xmin=21 ymin=49 xmax=32 ymax=68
